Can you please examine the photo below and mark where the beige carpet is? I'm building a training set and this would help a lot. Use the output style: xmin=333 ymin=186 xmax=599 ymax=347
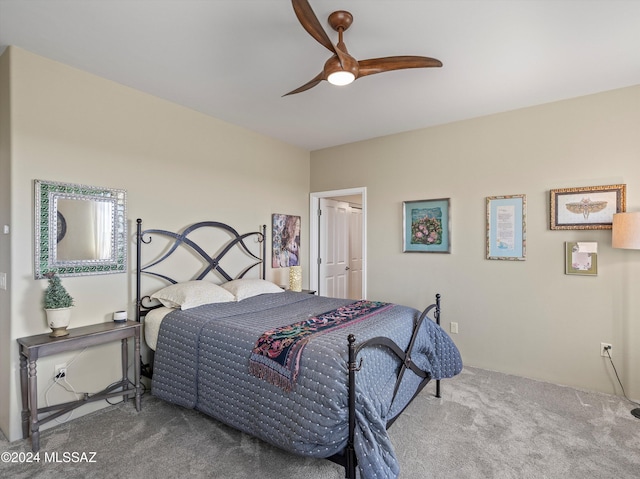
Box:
xmin=2 ymin=367 xmax=639 ymax=478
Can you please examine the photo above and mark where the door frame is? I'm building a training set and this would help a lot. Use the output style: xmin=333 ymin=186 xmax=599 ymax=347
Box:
xmin=310 ymin=187 xmax=367 ymax=298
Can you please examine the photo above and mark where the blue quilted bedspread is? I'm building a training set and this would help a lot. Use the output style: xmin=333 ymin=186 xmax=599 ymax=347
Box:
xmin=152 ymin=291 xmax=462 ymax=479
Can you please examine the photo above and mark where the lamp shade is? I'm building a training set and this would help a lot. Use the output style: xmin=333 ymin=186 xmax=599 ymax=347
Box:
xmin=612 ymin=212 xmax=640 ymax=250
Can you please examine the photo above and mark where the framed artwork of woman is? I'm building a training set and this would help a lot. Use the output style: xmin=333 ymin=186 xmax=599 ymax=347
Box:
xmin=272 ymin=214 xmax=301 ymax=268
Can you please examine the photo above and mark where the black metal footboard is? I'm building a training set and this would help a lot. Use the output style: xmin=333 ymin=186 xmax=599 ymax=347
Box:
xmin=337 ymin=294 xmax=442 ymax=479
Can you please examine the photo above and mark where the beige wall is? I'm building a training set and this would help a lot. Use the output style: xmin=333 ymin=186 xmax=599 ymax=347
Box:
xmin=0 ymin=47 xmax=310 ymax=441
xmin=2 ymin=43 xmax=638 ymax=443
xmin=311 ymin=85 xmax=640 ymax=400
xmin=0 ymin=44 xmax=12 ymax=438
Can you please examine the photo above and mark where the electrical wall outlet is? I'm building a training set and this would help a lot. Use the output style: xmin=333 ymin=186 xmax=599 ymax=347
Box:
xmin=450 ymin=322 xmax=459 ymax=334
xmin=54 ymin=363 xmax=67 ymax=379
xmin=600 ymin=343 xmax=612 ymax=357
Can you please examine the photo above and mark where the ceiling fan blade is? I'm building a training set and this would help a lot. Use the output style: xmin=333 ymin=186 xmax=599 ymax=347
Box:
xmin=357 ymin=56 xmax=443 ymax=78
xmin=283 ymin=72 xmax=325 ymax=96
xmin=291 ymin=0 xmax=336 ymax=54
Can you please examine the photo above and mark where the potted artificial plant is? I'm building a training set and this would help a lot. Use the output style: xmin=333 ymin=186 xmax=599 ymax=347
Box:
xmin=43 ymin=272 xmax=74 ymax=337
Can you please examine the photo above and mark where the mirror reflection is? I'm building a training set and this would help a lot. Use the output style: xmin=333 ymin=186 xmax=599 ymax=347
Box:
xmin=34 ymin=180 xmax=127 ymax=278
xmin=56 ymin=198 xmax=115 ymax=261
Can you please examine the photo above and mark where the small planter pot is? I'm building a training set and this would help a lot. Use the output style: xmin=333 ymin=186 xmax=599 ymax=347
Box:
xmin=45 ymin=307 xmax=72 ymax=338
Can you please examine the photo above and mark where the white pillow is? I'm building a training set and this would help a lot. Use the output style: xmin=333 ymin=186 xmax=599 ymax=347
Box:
xmin=221 ymin=279 xmax=283 ymax=301
xmin=150 ymin=281 xmax=235 ymax=310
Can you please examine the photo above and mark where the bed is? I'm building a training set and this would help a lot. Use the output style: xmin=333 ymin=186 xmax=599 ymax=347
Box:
xmin=135 ymin=219 xmax=462 ymax=479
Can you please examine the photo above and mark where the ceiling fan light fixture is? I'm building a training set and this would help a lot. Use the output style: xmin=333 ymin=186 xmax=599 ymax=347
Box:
xmin=324 ymin=54 xmax=358 ymax=86
xmin=286 ymin=1 xmax=441 ymax=96
xmin=327 ymin=70 xmax=355 ymax=86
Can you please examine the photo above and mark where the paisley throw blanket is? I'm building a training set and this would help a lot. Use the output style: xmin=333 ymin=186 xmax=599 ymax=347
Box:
xmin=249 ymin=300 xmax=392 ymax=391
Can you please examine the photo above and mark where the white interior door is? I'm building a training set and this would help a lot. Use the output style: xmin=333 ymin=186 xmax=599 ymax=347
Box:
xmin=319 ymin=198 xmax=349 ymax=298
xmin=348 ymin=207 xmax=363 ymax=299
xmin=310 ymin=187 xmax=366 ymax=299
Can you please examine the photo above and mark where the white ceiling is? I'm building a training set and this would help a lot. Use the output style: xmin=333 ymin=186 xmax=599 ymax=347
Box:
xmin=1 ymin=1 xmax=640 ymax=151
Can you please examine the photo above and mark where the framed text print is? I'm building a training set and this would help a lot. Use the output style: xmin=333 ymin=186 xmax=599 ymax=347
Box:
xmin=486 ymin=194 xmax=526 ymax=261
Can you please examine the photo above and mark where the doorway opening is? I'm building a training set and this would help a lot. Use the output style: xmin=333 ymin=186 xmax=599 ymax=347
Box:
xmin=309 ymin=187 xmax=366 ymax=299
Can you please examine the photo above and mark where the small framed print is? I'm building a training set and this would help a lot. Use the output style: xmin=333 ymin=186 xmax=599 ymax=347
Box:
xmin=272 ymin=214 xmax=301 ymax=268
xmin=565 ymin=242 xmax=598 ymax=276
xmin=550 ymin=184 xmax=626 ymax=230
xmin=486 ymin=194 xmax=526 ymax=260
xmin=402 ymin=198 xmax=450 ymax=253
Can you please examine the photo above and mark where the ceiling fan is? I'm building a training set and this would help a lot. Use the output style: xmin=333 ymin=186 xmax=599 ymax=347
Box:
xmin=284 ymin=0 xmax=442 ymax=96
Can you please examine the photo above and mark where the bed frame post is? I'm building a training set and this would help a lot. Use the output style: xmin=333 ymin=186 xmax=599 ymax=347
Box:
xmin=261 ymin=224 xmax=266 ymax=280
xmin=435 ymin=293 xmax=441 ymax=398
xmin=346 ymin=334 xmax=358 ymax=479
xmin=136 ymin=218 xmax=142 ymax=323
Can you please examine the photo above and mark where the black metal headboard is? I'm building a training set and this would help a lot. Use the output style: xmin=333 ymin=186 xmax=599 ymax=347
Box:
xmin=135 ymin=218 xmax=266 ymax=322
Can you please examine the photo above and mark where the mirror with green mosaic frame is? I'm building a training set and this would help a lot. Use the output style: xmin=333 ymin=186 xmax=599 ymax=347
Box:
xmin=34 ymin=180 xmax=127 ymax=278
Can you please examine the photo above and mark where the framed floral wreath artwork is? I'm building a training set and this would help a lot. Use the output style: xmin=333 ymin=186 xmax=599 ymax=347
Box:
xmin=402 ymin=198 xmax=451 ymax=253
